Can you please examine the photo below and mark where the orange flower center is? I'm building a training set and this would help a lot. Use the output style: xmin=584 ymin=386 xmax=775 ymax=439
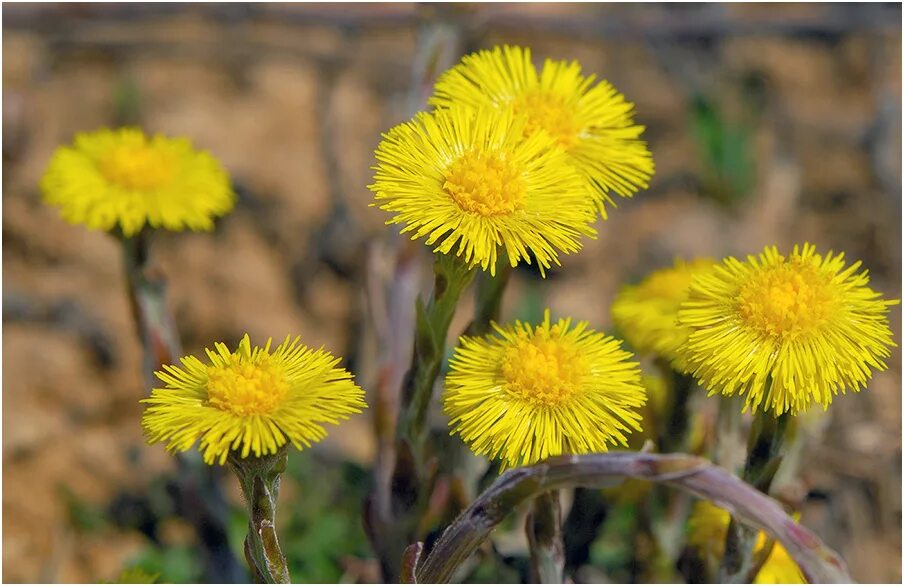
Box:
xmin=443 ymin=149 xmax=526 ymax=217
xmin=501 ymin=326 xmax=585 ymax=407
xmin=737 ymin=261 xmax=836 ymax=339
xmin=206 ymin=359 xmax=288 ymax=416
xmin=513 ymin=90 xmax=579 ymax=148
xmin=99 ymin=144 xmax=174 ymax=191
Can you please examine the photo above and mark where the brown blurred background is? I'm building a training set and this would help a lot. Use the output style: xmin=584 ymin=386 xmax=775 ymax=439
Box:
xmin=3 ymin=3 xmax=901 ymax=583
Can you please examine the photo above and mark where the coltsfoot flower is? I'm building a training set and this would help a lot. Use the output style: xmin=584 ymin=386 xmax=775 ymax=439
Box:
xmin=430 ymin=45 xmax=654 ymax=217
xmin=444 ymin=310 xmax=646 ymax=469
xmin=370 ymin=105 xmax=597 ymax=276
xmin=142 ymin=335 xmax=366 ymax=465
xmin=41 ymin=127 xmax=235 ymax=236
xmin=611 ymin=258 xmax=715 ymax=371
xmin=678 ymin=243 xmax=898 ymax=415
xmin=688 ymin=501 xmax=805 ymax=584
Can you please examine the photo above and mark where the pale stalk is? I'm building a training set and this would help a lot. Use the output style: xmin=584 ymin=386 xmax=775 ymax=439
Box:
xmin=527 ymin=489 xmax=565 ymax=583
xmin=408 ymin=452 xmax=850 ymax=584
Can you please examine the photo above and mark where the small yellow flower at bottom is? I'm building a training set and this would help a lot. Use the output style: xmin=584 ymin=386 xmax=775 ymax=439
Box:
xmin=687 ymin=501 xmax=806 ymax=584
xmin=41 ymin=127 xmax=235 ymax=236
xmin=141 ymin=335 xmax=366 ymax=465
xmin=443 ymin=310 xmax=646 ymax=469
xmin=678 ymin=243 xmax=898 ymax=416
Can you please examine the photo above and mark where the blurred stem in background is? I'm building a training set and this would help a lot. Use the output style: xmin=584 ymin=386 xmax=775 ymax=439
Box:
xmin=655 ymin=361 xmax=695 ymax=454
xmin=121 ymin=231 xmax=245 ymax=583
xmin=714 ymin=395 xmax=747 ymax=475
xmin=563 ymin=486 xmax=609 ymax=574
xmin=718 ymin=411 xmax=792 ymax=582
xmin=121 ymin=231 xmax=180 ymax=387
xmin=690 ymin=92 xmax=757 ymax=208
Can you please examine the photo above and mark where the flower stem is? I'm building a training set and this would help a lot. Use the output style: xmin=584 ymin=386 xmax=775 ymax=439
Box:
xmin=717 ymin=411 xmax=791 ymax=583
xmin=368 ymin=254 xmax=473 ymax=581
xmin=121 ymin=230 xmax=182 ymax=384
xmin=714 ymin=395 xmax=745 ymax=474
xmin=397 ymin=253 xmax=474 ymax=450
xmin=527 ymin=489 xmax=565 ymax=583
xmin=230 ymin=449 xmax=291 ymax=584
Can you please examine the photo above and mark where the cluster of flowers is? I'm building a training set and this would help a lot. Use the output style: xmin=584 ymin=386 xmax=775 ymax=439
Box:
xmin=40 ymin=44 xmax=896 ymax=583
xmin=373 ymin=46 xmax=655 ymax=470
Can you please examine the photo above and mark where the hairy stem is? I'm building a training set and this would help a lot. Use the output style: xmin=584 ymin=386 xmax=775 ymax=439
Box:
xmin=718 ymin=412 xmax=790 ymax=583
xmin=398 ymin=253 xmax=474 ymax=448
xmin=230 ymin=450 xmax=291 ymax=584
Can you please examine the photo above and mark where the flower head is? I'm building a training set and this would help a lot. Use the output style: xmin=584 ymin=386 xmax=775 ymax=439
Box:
xmin=370 ymin=105 xmax=597 ymax=276
xmin=678 ymin=243 xmax=898 ymax=415
xmin=611 ymin=258 xmax=715 ymax=371
xmin=41 ymin=127 xmax=235 ymax=236
xmin=429 ymin=45 xmax=654 ymax=217
xmin=142 ymin=335 xmax=366 ymax=465
xmin=687 ymin=501 xmax=806 ymax=584
xmin=443 ymin=310 xmax=646 ymax=469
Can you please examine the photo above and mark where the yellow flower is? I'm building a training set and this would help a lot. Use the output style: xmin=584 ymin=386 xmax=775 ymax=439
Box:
xmin=370 ymin=105 xmax=597 ymax=276
xmin=429 ymin=45 xmax=654 ymax=217
xmin=687 ymin=501 xmax=806 ymax=584
xmin=611 ymin=258 xmax=715 ymax=371
xmin=142 ymin=335 xmax=366 ymax=465
xmin=443 ymin=310 xmax=645 ymax=469
xmin=678 ymin=243 xmax=898 ymax=415
xmin=41 ymin=127 xmax=235 ymax=236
